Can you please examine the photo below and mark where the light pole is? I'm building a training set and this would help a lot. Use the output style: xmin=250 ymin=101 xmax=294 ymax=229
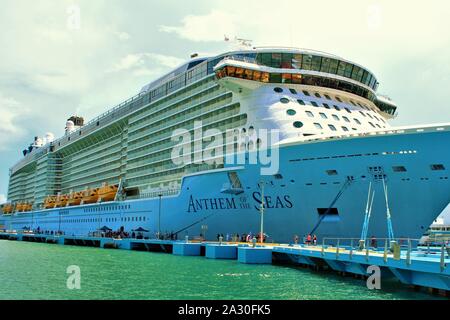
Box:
xmin=158 ymin=194 xmax=162 ymax=239
xmin=201 ymin=224 xmax=208 ymax=241
xmin=259 ymin=180 xmax=265 ymax=245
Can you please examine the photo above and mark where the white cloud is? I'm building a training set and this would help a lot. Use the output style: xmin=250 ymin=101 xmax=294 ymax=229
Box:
xmin=0 ymin=93 xmax=28 ymax=150
xmin=115 ymin=31 xmax=130 ymax=41
xmin=159 ymin=9 xmax=237 ymax=42
xmin=109 ymin=53 xmax=184 ymax=74
xmin=0 ymin=194 xmax=5 ymax=204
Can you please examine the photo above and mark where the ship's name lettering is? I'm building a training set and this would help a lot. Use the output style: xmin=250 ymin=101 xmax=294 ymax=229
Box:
xmin=187 ymin=195 xmax=237 ymax=213
xmin=252 ymin=192 xmax=293 ymax=210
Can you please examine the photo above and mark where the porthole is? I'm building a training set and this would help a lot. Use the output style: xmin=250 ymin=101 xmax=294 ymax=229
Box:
xmin=293 ymin=121 xmax=304 ymax=128
xmin=287 ymin=109 xmax=296 ymax=116
xmin=280 ymin=98 xmax=289 ymax=104
xmin=274 ymin=87 xmax=283 ymax=93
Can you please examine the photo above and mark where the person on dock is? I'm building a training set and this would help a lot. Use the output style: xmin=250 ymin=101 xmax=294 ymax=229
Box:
xmin=306 ymin=234 xmax=312 ymax=245
xmin=371 ymin=235 xmax=377 ymax=248
xmin=313 ymin=234 xmax=317 ymax=246
xmin=294 ymin=235 xmax=299 ymax=245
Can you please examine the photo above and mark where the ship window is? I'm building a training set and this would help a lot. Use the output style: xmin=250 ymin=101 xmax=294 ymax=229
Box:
xmin=328 ymin=124 xmax=337 ymax=131
xmin=292 ymin=74 xmax=302 ymax=84
xmin=96 ymin=121 xmax=100 ymax=126
xmin=334 ymin=105 xmax=341 ymax=111
xmin=289 ymin=88 xmax=297 ymax=94
xmin=342 ymin=126 xmax=349 ymax=132
xmin=310 ymin=101 xmax=319 ymax=107
xmin=274 ymin=173 xmax=283 ymax=180
xmin=226 ymin=66 xmax=236 ymax=77
xmin=314 ymin=123 xmax=323 ymax=129
xmin=319 ymin=113 xmax=327 ymax=119
xmin=293 ymin=121 xmax=304 ymax=128
xmin=287 ymin=109 xmax=296 ymax=116
xmin=314 ymin=92 xmax=321 ymax=98
xmin=332 ymin=115 xmax=340 ymax=121
xmin=343 ymin=116 xmax=350 ymax=122
xmin=297 ymin=99 xmax=305 ymax=105
xmin=235 ymin=68 xmax=244 ymax=78
xmin=323 ymin=103 xmax=331 ymax=109
xmin=326 ymin=170 xmax=338 ymax=176
xmin=431 ymin=164 xmax=445 ymax=171
xmin=345 ymin=107 xmax=351 ymax=113
xmin=280 ymin=98 xmax=289 ymax=104
xmin=369 ymin=122 xmax=376 ymax=128
xmin=336 ymin=96 xmax=342 ymax=102
xmin=302 ymin=90 xmax=310 ymax=96
xmin=270 ymin=73 xmax=282 ymax=83
xmin=306 ymin=111 xmax=314 ymax=117
xmin=282 ymin=73 xmax=292 ymax=83
xmin=325 ymin=94 xmax=332 ymax=100
xmin=261 ymin=72 xmax=269 ymax=83
xmin=359 ymin=111 xmax=366 ymax=117
xmin=354 ymin=118 xmax=362 ymax=125
xmin=274 ymin=87 xmax=283 ymax=93
xmin=392 ymin=166 xmax=407 ymax=172
xmin=244 ymin=69 xmax=253 ymax=80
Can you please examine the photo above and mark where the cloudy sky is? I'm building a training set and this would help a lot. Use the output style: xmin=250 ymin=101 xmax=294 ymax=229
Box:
xmin=0 ymin=0 xmax=449 ymax=220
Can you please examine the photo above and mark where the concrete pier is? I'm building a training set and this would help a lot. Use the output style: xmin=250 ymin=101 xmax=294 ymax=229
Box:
xmin=205 ymin=244 xmax=237 ymax=259
xmin=173 ymin=242 xmax=202 ymax=256
xmin=238 ymin=246 xmax=273 ymax=264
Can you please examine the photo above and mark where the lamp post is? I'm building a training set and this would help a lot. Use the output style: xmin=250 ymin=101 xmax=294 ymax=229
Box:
xmin=201 ymin=224 xmax=208 ymax=241
xmin=259 ymin=180 xmax=266 ymax=245
xmin=158 ymin=194 xmax=162 ymax=239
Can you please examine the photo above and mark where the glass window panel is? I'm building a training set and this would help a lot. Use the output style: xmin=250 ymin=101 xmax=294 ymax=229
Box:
xmin=261 ymin=53 xmax=272 ymax=66
xmin=270 ymin=73 xmax=282 ymax=83
xmin=292 ymin=74 xmax=302 ymax=84
xmin=292 ymin=54 xmax=302 ymax=69
xmin=344 ymin=63 xmax=354 ymax=78
xmin=281 ymin=53 xmax=293 ymax=69
xmin=282 ymin=73 xmax=292 ymax=83
xmin=311 ymin=56 xmax=322 ymax=71
xmin=261 ymin=72 xmax=270 ymax=83
xmin=226 ymin=66 xmax=236 ymax=77
xmin=302 ymin=54 xmax=313 ymax=70
xmin=320 ymin=58 xmax=331 ymax=73
xmin=337 ymin=61 xmax=346 ymax=76
xmin=271 ymin=53 xmax=282 ymax=68
xmin=329 ymin=59 xmax=339 ymax=74
xmin=235 ymin=67 xmax=244 ymax=78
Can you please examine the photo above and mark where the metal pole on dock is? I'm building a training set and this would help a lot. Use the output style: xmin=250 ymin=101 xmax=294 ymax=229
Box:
xmin=259 ymin=180 xmax=265 ymax=245
xmin=158 ymin=194 xmax=162 ymax=240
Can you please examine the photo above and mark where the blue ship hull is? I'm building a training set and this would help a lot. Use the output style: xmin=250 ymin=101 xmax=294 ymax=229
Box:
xmin=1 ymin=129 xmax=449 ymax=243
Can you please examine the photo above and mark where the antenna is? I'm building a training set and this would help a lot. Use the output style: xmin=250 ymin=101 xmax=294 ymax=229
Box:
xmin=224 ymin=35 xmax=254 ymax=50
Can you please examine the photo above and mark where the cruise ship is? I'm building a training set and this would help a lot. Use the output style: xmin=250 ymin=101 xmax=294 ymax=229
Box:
xmin=1 ymin=47 xmax=449 ymax=243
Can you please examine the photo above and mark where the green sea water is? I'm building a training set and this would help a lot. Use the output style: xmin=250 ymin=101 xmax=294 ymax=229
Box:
xmin=0 ymin=240 xmax=443 ymax=300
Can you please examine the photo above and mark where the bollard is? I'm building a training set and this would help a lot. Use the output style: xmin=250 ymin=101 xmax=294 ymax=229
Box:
xmin=252 ymin=237 xmax=257 ymax=248
xmin=358 ymin=239 xmax=365 ymax=251
xmin=219 ymin=236 xmax=223 ymax=245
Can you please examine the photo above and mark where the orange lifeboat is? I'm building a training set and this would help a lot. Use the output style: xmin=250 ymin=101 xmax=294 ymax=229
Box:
xmin=44 ymin=195 xmax=57 ymax=209
xmin=2 ymin=203 xmax=13 ymax=215
xmin=23 ymin=203 xmax=33 ymax=212
xmin=55 ymin=194 xmax=69 ymax=208
xmin=67 ymin=191 xmax=83 ymax=206
xmin=15 ymin=203 xmax=25 ymax=212
xmin=82 ymin=187 xmax=99 ymax=204
xmin=98 ymin=183 xmax=119 ymax=202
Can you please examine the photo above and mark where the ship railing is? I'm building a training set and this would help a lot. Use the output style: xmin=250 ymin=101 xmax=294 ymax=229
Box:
xmin=220 ymin=55 xmax=257 ymax=65
xmin=317 ymin=237 xmax=449 ymax=269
